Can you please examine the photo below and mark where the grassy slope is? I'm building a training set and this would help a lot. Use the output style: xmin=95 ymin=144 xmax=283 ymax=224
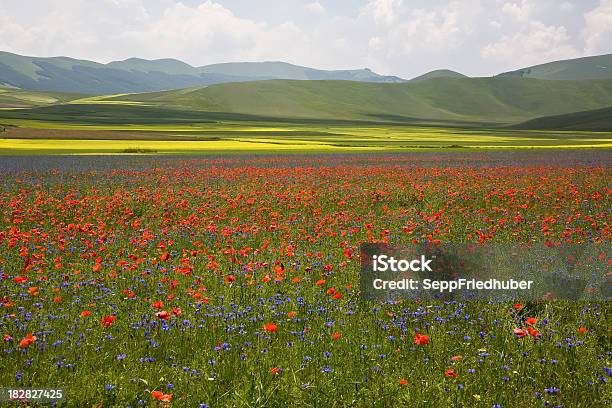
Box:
xmin=0 ymin=86 xmax=84 ymax=107
xmin=512 ymin=106 xmax=612 ymax=131
xmin=105 ymin=77 xmax=612 ymax=123
xmin=498 ymin=54 xmax=612 ymax=80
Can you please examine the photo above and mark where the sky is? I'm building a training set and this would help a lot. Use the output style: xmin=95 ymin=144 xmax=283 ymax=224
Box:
xmin=1 ymin=0 xmax=611 ymax=79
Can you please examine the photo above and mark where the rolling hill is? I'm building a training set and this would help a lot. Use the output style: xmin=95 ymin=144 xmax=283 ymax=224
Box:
xmin=497 ymin=54 xmax=612 ymax=80
xmin=98 ymin=77 xmax=612 ymax=123
xmin=410 ymin=69 xmax=467 ymax=82
xmin=0 ymin=86 xmax=83 ymax=108
xmin=0 ymin=51 xmax=405 ymax=94
xmin=512 ymin=106 xmax=612 ymax=131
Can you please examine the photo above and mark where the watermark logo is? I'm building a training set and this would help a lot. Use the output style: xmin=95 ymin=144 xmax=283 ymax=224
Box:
xmin=360 ymin=243 xmax=610 ymax=301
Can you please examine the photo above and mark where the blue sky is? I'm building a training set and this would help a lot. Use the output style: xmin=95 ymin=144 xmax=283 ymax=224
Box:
xmin=1 ymin=0 xmax=611 ymax=78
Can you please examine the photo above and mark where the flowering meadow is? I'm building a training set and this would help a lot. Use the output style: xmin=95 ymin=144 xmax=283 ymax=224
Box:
xmin=0 ymin=151 xmax=610 ymax=407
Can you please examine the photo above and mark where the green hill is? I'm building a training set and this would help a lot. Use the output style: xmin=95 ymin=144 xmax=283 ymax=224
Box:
xmin=0 ymin=86 xmax=83 ymax=108
xmin=512 ymin=106 xmax=612 ymax=131
xmin=103 ymin=77 xmax=612 ymax=123
xmin=497 ymin=54 xmax=612 ymax=80
xmin=410 ymin=69 xmax=467 ymax=81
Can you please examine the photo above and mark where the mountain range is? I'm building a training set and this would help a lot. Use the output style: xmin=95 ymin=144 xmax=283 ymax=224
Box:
xmin=0 ymin=51 xmax=404 ymax=94
xmin=2 ymin=51 xmax=612 ymax=95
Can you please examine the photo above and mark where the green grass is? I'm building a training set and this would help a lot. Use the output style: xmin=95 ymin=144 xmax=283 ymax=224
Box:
xmin=0 ymin=86 xmax=84 ymax=108
xmin=512 ymin=107 xmax=612 ymax=131
xmin=99 ymin=78 xmax=612 ymax=123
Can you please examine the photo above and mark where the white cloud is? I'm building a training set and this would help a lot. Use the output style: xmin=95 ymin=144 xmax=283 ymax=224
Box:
xmin=304 ymin=1 xmax=326 ymax=14
xmin=0 ymin=0 xmax=609 ymax=78
xmin=583 ymin=0 xmax=612 ymax=54
xmin=482 ymin=21 xmax=579 ymax=67
xmin=502 ymin=0 xmax=533 ymax=21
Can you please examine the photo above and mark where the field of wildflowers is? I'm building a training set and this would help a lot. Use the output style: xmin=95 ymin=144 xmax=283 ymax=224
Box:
xmin=0 ymin=151 xmax=610 ymax=407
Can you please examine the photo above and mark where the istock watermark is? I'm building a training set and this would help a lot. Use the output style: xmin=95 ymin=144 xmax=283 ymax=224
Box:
xmin=360 ymin=243 xmax=610 ymax=301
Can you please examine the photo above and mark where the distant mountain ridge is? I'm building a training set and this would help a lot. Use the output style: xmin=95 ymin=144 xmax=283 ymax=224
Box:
xmin=0 ymin=51 xmax=405 ymax=94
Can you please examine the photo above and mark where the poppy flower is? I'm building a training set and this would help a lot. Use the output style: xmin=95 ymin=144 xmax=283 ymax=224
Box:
xmin=527 ymin=327 xmax=541 ymax=337
xmin=151 ymin=390 xmax=173 ymax=402
xmin=315 ymin=279 xmax=326 ymax=286
xmin=399 ymin=378 xmax=408 ymax=385
xmin=332 ymin=292 xmax=342 ymax=300
xmin=263 ymin=322 xmax=278 ymax=333
xmin=101 ymin=315 xmax=116 ymax=328
xmin=13 ymin=276 xmax=27 ymax=283
xmin=160 ymin=252 xmax=170 ymax=261
xmin=19 ymin=333 xmax=37 ymax=349
xmin=156 ymin=311 xmax=171 ymax=320
xmin=513 ymin=328 xmax=527 ymax=338
xmin=28 ymin=287 xmax=39 ymax=296
xmin=331 ymin=332 xmax=342 ymax=341
xmin=81 ymin=310 xmax=91 ymax=317
xmin=93 ymin=263 xmax=102 ymax=272
xmin=578 ymin=327 xmax=588 ymax=333
xmin=152 ymin=301 xmax=164 ymax=309
xmin=444 ymin=368 xmax=457 ymax=378
xmin=513 ymin=303 xmax=523 ymax=310
xmin=413 ymin=333 xmax=430 ymax=345
xmin=451 ymin=355 xmax=462 ymax=361
xmin=526 ymin=317 xmax=537 ymax=325
xmin=287 ymin=311 xmax=297 ymax=318
xmin=270 ymin=367 xmax=281 ymax=376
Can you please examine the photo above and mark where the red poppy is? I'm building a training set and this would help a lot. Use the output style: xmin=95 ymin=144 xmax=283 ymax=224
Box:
xmin=156 ymin=311 xmax=171 ymax=320
xmin=527 ymin=327 xmax=541 ymax=337
xmin=160 ymin=252 xmax=170 ymax=261
xmin=81 ymin=310 xmax=91 ymax=317
xmin=270 ymin=367 xmax=281 ymax=376
xmin=332 ymin=292 xmax=342 ymax=300
xmin=444 ymin=368 xmax=457 ymax=378
xmin=451 ymin=355 xmax=462 ymax=361
xmin=225 ymin=275 xmax=236 ymax=284
xmin=13 ymin=276 xmax=27 ymax=283
xmin=287 ymin=311 xmax=297 ymax=318
xmin=331 ymin=332 xmax=342 ymax=341
xmin=28 ymin=287 xmax=39 ymax=296
xmin=152 ymin=301 xmax=164 ymax=309
xmin=19 ymin=333 xmax=37 ymax=349
xmin=413 ymin=333 xmax=430 ymax=345
xmin=578 ymin=327 xmax=588 ymax=333
xmin=151 ymin=390 xmax=173 ymax=402
xmin=93 ymin=263 xmax=102 ymax=272
xmin=513 ymin=303 xmax=523 ymax=310
xmin=526 ymin=317 xmax=537 ymax=325
xmin=263 ymin=322 xmax=278 ymax=333
xmin=398 ymin=378 xmax=408 ymax=385
xmin=513 ymin=327 xmax=527 ymax=338
xmin=101 ymin=315 xmax=116 ymax=328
